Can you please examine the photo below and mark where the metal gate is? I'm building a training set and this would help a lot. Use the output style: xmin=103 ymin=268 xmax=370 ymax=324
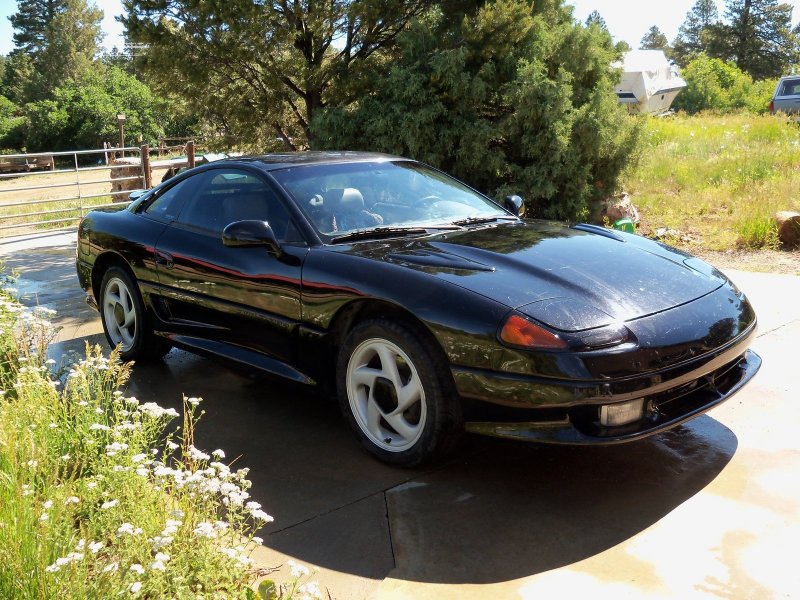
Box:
xmin=0 ymin=147 xmax=144 ymax=238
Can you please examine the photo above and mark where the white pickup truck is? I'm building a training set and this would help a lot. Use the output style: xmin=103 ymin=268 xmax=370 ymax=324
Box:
xmin=770 ymin=75 xmax=800 ymax=115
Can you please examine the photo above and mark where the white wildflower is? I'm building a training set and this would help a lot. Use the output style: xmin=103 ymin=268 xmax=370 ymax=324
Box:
xmin=288 ymin=560 xmax=311 ymax=578
xmin=42 ymin=500 xmax=53 ymax=509
xmin=100 ymin=499 xmax=118 ymax=510
xmin=192 ymin=522 xmax=216 ymax=539
xmin=166 ymin=441 xmax=179 ymax=451
xmin=61 ymin=454 xmax=70 ymax=461
xmin=211 ymin=449 xmax=225 ymax=459
xmin=129 ymin=581 xmax=142 ymax=594
xmin=64 ymin=496 xmax=79 ymax=505
xmin=45 ymin=564 xmax=60 ymax=573
xmin=39 ymin=513 xmax=49 ymax=522
xmin=89 ymin=423 xmax=110 ymax=431
xmin=103 ymin=562 xmax=118 ymax=573
xmin=131 ymin=453 xmax=147 ymax=464
xmin=187 ymin=397 xmax=202 ymax=406
xmin=187 ymin=446 xmax=210 ymax=462
xmin=299 ymin=582 xmax=323 ymax=599
xmin=27 ymin=460 xmax=37 ymax=468
xmin=129 ymin=564 xmax=145 ymax=575
xmin=89 ymin=541 xmax=103 ymax=553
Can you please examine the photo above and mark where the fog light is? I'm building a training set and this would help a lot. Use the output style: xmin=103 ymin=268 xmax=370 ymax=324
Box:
xmin=600 ymin=399 xmax=644 ymax=427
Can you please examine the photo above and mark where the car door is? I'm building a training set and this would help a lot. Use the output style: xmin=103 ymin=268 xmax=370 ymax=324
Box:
xmin=152 ymin=167 xmax=307 ymax=364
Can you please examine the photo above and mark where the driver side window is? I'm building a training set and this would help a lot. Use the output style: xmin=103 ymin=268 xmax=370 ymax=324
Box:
xmin=174 ymin=169 xmax=294 ymax=240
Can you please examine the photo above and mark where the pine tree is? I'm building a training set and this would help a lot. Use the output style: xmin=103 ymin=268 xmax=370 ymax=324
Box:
xmin=640 ymin=25 xmax=670 ymax=51
xmin=8 ymin=0 xmax=103 ymax=101
xmin=314 ymin=0 xmax=642 ymax=221
xmin=721 ymin=0 xmax=799 ymax=78
xmin=672 ymin=0 xmax=719 ymax=64
xmin=9 ymin=0 xmax=66 ymax=55
xmin=585 ymin=10 xmax=607 ymax=30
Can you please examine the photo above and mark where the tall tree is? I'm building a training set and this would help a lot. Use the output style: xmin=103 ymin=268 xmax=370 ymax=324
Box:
xmin=585 ymin=10 xmax=607 ymax=30
xmin=9 ymin=0 xmax=65 ymax=55
xmin=718 ymin=0 xmax=799 ymax=78
xmin=672 ymin=0 xmax=720 ymax=64
xmin=8 ymin=0 xmax=103 ymax=101
xmin=122 ymin=0 xmax=435 ymax=150
xmin=640 ymin=25 xmax=670 ymax=51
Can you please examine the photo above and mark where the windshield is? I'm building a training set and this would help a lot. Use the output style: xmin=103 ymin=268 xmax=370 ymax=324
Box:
xmin=270 ymin=160 xmax=511 ymax=240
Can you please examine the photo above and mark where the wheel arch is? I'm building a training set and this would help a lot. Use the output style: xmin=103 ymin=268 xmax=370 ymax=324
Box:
xmin=91 ymin=251 xmax=135 ymax=301
xmin=323 ymin=298 xmax=455 ymax=387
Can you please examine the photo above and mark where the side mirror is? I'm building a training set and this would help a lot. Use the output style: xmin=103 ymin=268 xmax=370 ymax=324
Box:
xmin=222 ymin=220 xmax=282 ymax=255
xmin=128 ymin=189 xmax=147 ymax=202
xmin=504 ymin=195 xmax=526 ymax=217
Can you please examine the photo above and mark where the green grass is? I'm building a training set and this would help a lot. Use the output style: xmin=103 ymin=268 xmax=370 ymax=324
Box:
xmin=623 ymin=112 xmax=800 ymax=250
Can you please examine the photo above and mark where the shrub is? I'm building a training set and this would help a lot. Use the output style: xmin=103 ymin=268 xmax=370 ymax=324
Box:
xmin=672 ymin=53 xmax=777 ymax=115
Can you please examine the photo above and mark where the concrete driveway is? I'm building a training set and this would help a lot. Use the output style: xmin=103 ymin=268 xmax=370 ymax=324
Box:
xmin=2 ymin=233 xmax=798 ymax=599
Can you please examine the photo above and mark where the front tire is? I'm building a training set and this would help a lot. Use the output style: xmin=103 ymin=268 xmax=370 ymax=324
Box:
xmin=337 ymin=318 xmax=462 ymax=467
xmin=99 ymin=266 xmax=171 ymax=362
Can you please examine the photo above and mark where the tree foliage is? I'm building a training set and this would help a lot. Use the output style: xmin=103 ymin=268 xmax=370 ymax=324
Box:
xmin=672 ymin=0 xmax=720 ymax=64
xmin=672 ymin=0 xmax=799 ymax=77
xmin=720 ymin=0 xmax=799 ymax=78
xmin=24 ymin=65 xmax=167 ymax=152
xmin=314 ymin=0 xmax=643 ymax=220
xmin=8 ymin=0 xmax=103 ymax=102
xmin=672 ymin=53 xmax=776 ymax=114
xmin=640 ymin=26 xmax=670 ymax=51
xmin=122 ymin=0 xmax=435 ymax=149
xmin=585 ymin=10 xmax=607 ymax=30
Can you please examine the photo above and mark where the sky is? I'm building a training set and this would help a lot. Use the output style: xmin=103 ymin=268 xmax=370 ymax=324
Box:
xmin=1 ymin=0 xmax=800 ymax=56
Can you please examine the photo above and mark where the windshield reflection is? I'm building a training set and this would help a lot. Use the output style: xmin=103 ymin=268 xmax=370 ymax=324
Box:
xmin=271 ymin=161 xmax=510 ymax=239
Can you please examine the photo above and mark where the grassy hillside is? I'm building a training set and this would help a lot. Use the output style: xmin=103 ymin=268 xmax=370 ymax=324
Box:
xmin=623 ymin=113 xmax=800 ymax=251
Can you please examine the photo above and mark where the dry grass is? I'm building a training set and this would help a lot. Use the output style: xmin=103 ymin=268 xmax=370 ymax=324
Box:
xmin=0 ymin=164 xmax=172 ymax=237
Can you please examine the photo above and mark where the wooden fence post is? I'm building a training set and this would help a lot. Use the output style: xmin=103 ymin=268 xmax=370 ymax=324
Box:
xmin=141 ymin=144 xmax=152 ymax=189
xmin=187 ymin=140 xmax=196 ymax=169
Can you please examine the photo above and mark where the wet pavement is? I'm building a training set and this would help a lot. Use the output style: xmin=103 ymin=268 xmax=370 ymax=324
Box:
xmin=2 ymin=232 xmax=799 ymax=599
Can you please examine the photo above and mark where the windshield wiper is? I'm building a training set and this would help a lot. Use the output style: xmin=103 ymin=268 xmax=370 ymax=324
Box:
xmin=451 ymin=215 xmax=518 ymax=226
xmin=329 ymin=226 xmax=459 ymax=244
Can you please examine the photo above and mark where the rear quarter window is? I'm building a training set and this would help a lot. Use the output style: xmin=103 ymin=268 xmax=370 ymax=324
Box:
xmin=777 ymin=78 xmax=800 ymax=97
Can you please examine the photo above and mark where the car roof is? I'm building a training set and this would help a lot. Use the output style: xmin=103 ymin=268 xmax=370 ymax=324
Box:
xmin=216 ymin=151 xmax=407 ymax=172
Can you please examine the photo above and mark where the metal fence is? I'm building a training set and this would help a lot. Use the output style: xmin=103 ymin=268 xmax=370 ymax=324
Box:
xmin=0 ymin=143 xmax=196 ymax=238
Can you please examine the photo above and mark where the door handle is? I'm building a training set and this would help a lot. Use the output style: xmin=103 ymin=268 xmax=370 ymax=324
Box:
xmin=155 ymin=251 xmax=174 ymax=269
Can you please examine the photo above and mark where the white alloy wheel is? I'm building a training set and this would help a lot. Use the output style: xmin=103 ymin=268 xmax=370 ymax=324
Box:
xmin=102 ymin=276 xmax=137 ymax=351
xmin=346 ymin=338 xmax=427 ymax=452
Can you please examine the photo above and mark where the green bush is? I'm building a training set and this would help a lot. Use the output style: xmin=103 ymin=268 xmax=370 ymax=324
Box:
xmin=313 ymin=0 xmax=643 ymax=221
xmin=673 ymin=53 xmax=777 ymax=115
xmin=23 ymin=64 xmax=167 ymax=152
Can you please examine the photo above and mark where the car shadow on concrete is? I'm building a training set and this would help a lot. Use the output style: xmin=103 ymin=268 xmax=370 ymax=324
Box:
xmin=78 ymin=342 xmax=738 ymax=586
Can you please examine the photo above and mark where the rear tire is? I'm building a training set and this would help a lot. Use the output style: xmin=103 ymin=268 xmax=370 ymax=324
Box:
xmin=99 ymin=266 xmax=171 ymax=362
xmin=337 ymin=318 xmax=462 ymax=467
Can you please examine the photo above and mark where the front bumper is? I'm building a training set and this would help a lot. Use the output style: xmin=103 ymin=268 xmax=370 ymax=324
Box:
xmin=466 ymin=350 xmax=761 ymax=445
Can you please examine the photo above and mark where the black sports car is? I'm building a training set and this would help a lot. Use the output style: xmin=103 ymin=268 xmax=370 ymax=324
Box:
xmin=76 ymin=152 xmax=761 ymax=466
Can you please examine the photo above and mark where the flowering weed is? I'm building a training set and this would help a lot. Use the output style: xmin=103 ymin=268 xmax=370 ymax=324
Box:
xmin=0 ymin=282 xmax=321 ymax=599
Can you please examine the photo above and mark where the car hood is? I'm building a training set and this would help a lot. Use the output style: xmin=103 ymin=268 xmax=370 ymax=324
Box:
xmin=347 ymin=221 xmax=726 ymax=331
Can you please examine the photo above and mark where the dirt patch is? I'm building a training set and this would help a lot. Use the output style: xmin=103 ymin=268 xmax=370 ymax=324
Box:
xmin=692 ymin=248 xmax=800 ymax=276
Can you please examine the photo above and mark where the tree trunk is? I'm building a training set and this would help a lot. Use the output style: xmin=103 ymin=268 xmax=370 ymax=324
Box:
xmin=775 ymin=211 xmax=800 ymax=247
